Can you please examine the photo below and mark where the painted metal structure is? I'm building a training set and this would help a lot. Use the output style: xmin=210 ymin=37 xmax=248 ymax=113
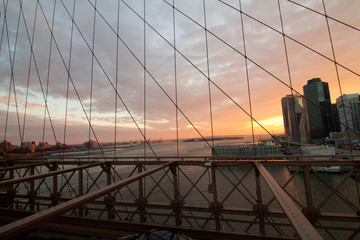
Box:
xmin=0 ymin=155 xmax=360 ymax=240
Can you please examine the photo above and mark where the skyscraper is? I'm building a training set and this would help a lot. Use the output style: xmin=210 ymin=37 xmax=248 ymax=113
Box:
xmin=336 ymin=93 xmax=360 ymax=132
xmin=303 ymin=78 xmax=334 ymax=143
xmin=281 ymin=95 xmax=304 ymax=142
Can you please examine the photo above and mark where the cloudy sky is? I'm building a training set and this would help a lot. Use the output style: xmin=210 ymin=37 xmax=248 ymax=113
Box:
xmin=0 ymin=0 xmax=359 ymax=145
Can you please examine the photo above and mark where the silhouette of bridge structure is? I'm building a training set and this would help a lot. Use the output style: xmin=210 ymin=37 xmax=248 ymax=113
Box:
xmin=1 ymin=0 xmax=360 ymax=239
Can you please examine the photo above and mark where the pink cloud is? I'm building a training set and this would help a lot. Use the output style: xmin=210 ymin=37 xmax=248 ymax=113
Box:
xmin=27 ymin=103 xmax=45 ymax=109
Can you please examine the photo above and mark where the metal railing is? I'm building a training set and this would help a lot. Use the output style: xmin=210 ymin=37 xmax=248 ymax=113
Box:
xmin=0 ymin=156 xmax=360 ymax=239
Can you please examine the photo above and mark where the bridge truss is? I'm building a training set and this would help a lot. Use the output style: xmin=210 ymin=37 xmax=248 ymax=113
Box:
xmin=1 ymin=156 xmax=360 ymax=239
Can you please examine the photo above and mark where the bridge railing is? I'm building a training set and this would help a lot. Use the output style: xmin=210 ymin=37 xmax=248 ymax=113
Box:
xmin=0 ymin=156 xmax=360 ymax=239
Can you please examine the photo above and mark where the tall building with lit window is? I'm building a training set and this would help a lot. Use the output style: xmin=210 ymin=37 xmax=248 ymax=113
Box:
xmin=303 ymin=78 xmax=334 ymax=143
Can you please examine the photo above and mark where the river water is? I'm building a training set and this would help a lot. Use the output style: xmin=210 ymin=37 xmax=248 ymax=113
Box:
xmin=104 ymin=137 xmax=257 ymax=157
xmin=89 ymin=138 xmax=359 ymax=217
xmin=16 ymin=138 xmax=359 ymax=238
xmin=96 ymin=139 xmax=359 ymax=235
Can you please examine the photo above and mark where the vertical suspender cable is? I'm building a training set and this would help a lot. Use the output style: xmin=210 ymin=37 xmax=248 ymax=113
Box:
xmin=0 ymin=0 xmax=9 ymax=53
xmin=22 ymin=1 xmax=39 ymax=145
xmin=202 ymin=0 xmax=215 ymax=149
xmin=4 ymin=0 xmax=22 ymax=144
xmin=172 ymin=0 xmax=179 ymax=157
xmin=143 ymin=0 xmax=147 ymax=158
xmin=21 ymin=1 xmax=59 ymax=147
xmin=277 ymin=0 xmax=301 ymax=149
xmin=56 ymin=0 xmax=142 ymax=158
xmin=64 ymin=0 xmax=76 ymax=150
xmin=89 ymin=0 xmax=97 ymax=154
xmin=143 ymin=0 xmax=147 ymax=201
xmin=36 ymin=0 xmax=105 ymax=157
xmin=2 ymin=0 xmax=11 ymax=141
xmin=42 ymin=0 xmax=57 ymax=144
xmin=239 ymin=0 xmax=255 ymax=151
xmin=114 ymin=0 xmax=120 ymax=157
xmin=321 ymin=0 xmax=352 ymax=153
xmin=11 ymin=0 xmax=23 ymax=144
xmin=213 ymin=0 xmax=360 ymax=139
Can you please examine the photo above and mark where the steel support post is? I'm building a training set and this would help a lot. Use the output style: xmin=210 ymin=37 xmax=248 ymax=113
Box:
xmin=211 ymin=165 xmax=221 ymax=231
xmin=78 ymin=168 xmax=84 ymax=217
xmin=170 ymin=163 xmax=182 ymax=227
xmin=52 ymin=172 xmax=58 ymax=206
xmin=138 ymin=163 xmax=145 ymax=222
xmin=303 ymin=167 xmax=313 ymax=209
xmin=255 ymin=166 xmax=266 ymax=235
xmin=105 ymin=162 xmax=114 ymax=219
xmin=29 ymin=166 xmax=35 ymax=211
xmin=7 ymin=169 xmax=14 ymax=209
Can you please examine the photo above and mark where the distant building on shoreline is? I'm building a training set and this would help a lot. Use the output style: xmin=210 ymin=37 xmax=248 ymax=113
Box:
xmin=212 ymin=145 xmax=281 ymax=156
xmin=0 ymin=140 xmax=16 ymax=154
xmin=84 ymin=139 xmax=99 ymax=149
xmin=22 ymin=141 xmax=35 ymax=153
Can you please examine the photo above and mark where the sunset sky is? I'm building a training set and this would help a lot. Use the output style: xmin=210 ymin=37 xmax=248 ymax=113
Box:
xmin=0 ymin=0 xmax=359 ymax=145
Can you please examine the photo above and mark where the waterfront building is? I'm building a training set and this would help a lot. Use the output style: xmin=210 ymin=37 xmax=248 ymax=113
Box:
xmin=0 ymin=140 xmax=15 ymax=154
xmin=22 ymin=141 xmax=35 ymax=153
xmin=336 ymin=93 xmax=360 ymax=132
xmin=281 ymin=94 xmax=304 ymax=142
xmin=303 ymin=78 xmax=334 ymax=143
xmin=39 ymin=141 xmax=51 ymax=148
xmin=212 ymin=145 xmax=281 ymax=156
xmin=84 ymin=139 xmax=99 ymax=149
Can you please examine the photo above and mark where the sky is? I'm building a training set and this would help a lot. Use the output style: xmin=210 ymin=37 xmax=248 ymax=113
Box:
xmin=0 ymin=0 xmax=359 ymax=145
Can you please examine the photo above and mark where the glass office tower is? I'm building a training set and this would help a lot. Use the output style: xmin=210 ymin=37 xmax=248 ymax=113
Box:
xmin=303 ymin=78 xmax=334 ymax=143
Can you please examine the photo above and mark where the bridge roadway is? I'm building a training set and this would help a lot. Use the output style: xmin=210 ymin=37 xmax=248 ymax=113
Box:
xmin=0 ymin=155 xmax=359 ymax=239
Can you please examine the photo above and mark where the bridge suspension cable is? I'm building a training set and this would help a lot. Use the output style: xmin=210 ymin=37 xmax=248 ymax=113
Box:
xmin=0 ymin=0 xmax=358 ymax=153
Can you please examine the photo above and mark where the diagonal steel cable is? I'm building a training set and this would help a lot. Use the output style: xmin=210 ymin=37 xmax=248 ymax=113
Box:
xmin=18 ymin=0 xmax=59 ymax=145
xmin=129 ymin=0 xmax=285 ymax=145
xmin=58 ymin=0 xmax=156 ymax=157
xmin=42 ymin=0 xmax=57 ymax=144
xmin=239 ymin=0 xmax=256 ymax=149
xmin=3 ymin=0 xmax=23 ymax=143
xmin=202 ymin=0 xmax=215 ymax=149
xmin=22 ymin=1 xmax=39 ymax=144
xmin=88 ymin=0 xmax=215 ymax=151
xmin=164 ymin=0 xmax=360 ymax=139
xmin=63 ymin=0 xmax=76 ymax=148
xmin=218 ymin=0 xmax=360 ymax=79
xmin=321 ymin=0 xmax=352 ymax=152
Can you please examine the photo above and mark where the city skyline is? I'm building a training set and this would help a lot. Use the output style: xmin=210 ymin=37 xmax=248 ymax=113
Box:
xmin=1 ymin=0 xmax=359 ymax=145
xmin=281 ymin=77 xmax=359 ymax=145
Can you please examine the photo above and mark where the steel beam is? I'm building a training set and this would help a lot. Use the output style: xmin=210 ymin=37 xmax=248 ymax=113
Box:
xmin=255 ymin=162 xmax=323 ymax=240
xmin=9 ymin=155 xmax=360 ymax=166
xmin=0 ymin=209 xmax=298 ymax=240
xmin=0 ymin=162 xmax=101 ymax=187
xmin=0 ymin=161 xmax=54 ymax=171
xmin=0 ymin=161 xmax=172 ymax=239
